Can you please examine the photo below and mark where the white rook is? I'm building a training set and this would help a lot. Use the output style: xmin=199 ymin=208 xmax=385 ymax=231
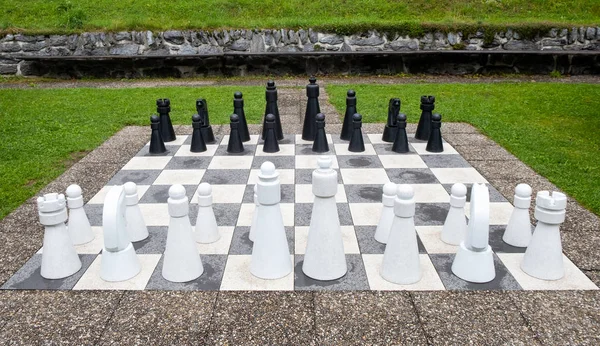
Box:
xmin=502 ymin=183 xmax=533 ymax=247
xmin=374 ymin=182 xmax=397 ymax=244
xmin=123 ymin=182 xmax=149 ymax=242
xmin=194 ymin=183 xmax=220 ymax=244
xmin=441 ymin=183 xmax=468 ymax=245
xmin=66 ymin=184 xmax=95 ymax=245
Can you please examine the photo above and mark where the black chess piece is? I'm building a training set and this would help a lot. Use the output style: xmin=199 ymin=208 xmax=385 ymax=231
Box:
xmin=149 ymin=115 xmax=167 ymax=155
xmin=227 ymin=114 xmax=244 ymax=153
xmin=340 ymin=89 xmax=357 ymax=141
xmin=382 ymin=98 xmax=401 ymax=143
xmin=414 ymin=95 xmax=435 ymax=141
xmin=190 ymin=114 xmax=207 ymax=153
xmin=156 ymin=98 xmax=176 ymax=142
xmin=392 ymin=113 xmax=410 ymax=153
xmin=233 ymin=91 xmax=251 ymax=142
xmin=262 ymin=80 xmax=284 ymax=140
xmin=262 ymin=114 xmax=280 ymax=153
xmin=312 ymin=113 xmax=329 ymax=153
xmin=348 ymin=113 xmax=365 ymax=153
xmin=301 ymin=76 xmax=321 ymax=141
xmin=196 ymin=98 xmax=216 ymax=144
xmin=426 ymin=113 xmax=444 ymax=153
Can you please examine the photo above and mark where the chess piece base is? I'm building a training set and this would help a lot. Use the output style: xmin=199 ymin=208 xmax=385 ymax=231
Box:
xmin=101 ymin=243 xmax=141 ymax=282
xmin=451 ymin=242 xmax=495 ymax=283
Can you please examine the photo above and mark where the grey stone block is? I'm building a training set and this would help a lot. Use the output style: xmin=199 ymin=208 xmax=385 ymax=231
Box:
xmin=504 ymin=40 xmax=538 ymax=50
xmin=586 ymin=27 xmax=597 ymax=40
xmin=0 ymin=64 xmax=17 ymax=74
xmin=163 ymin=30 xmax=184 ymax=45
xmin=0 ymin=42 xmax=21 ymax=53
xmin=109 ymin=44 xmax=139 ymax=55
xmin=309 ymin=28 xmax=318 ymax=43
xmin=21 ymin=42 xmax=46 ymax=52
xmin=348 ymin=35 xmax=384 ymax=46
xmin=250 ymin=34 xmax=265 ymax=52
xmin=47 ymin=35 xmax=67 ymax=46
xmin=319 ymin=34 xmax=344 ymax=45
xmin=229 ymin=39 xmax=250 ymax=51
xmin=115 ymin=32 xmax=131 ymax=41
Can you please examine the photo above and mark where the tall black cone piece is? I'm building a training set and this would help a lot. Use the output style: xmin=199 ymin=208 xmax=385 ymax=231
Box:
xmin=340 ymin=89 xmax=357 ymax=140
xmin=233 ymin=92 xmax=251 ymax=142
xmin=227 ymin=114 xmax=244 ymax=153
xmin=190 ymin=114 xmax=207 ymax=153
xmin=348 ymin=113 xmax=365 ymax=153
xmin=312 ymin=113 xmax=329 ymax=153
xmin=196 ymin=98 xmax=216 ymax=144
xmin=426 ymin=113 xmax=444 ymax=153
xmin=301 ymin=76 xmax=321 ymax=141
xmin=157 ymin=98 xmax=176 ymax=142
xmin=149 ymin=115 xmax=167 ymax=155
xmin=262 ymin=114 xmax=280 ymax=153
xmin=262 ymin=80 xmax=284 ymax=140
xmin=414 ymin=95 xmax=435 ymax=141
xmin=392 ymin=113 xmax=410 ymax=153
xmin=382 ymin=98 xmax=401 ymax=143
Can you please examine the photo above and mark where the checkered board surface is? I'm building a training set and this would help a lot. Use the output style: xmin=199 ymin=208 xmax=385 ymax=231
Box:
xmin=3 ymin=133 xmax=597 ymax=292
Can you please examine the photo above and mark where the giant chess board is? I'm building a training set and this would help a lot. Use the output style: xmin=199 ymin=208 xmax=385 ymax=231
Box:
xmin=3 ymin=133 xmax=597 ymax=291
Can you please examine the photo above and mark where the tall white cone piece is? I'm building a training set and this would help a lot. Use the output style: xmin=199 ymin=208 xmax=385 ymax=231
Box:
xmin=249 ymin=184 xmax=258 ymax=242
xmin=194 ymin=183 xmax=220 ymax=244
xmin=451 ymin=183 xmax=495 ymax=283
xmin=123 ymin=182 xmax=149 ymax=242
xmin=441 ymin=183 xmax=468 ymax=245
xmin=521 ymin=191 xmax=567 ymax=280
xmin=502 ymin=183 xmax=533 ymax=247
xmin=65 ymin=184 xmax=95 ymax=245
xmin=38 ymin=193 xmax=82 ymax=279
xmin=250 ymin=161 xmax=292 ymax=279
xmin=302 ymin=156 xmax=347 ymax=280
xmin=374 ymin=182 xmax=397 ymax=244
xmin=101 ymin=185 xmax=141 ymax=282
xmin=380 ymin=184 xmax=421 ymax=285
xmin=163 ymin=184 xmax=204 ymax=282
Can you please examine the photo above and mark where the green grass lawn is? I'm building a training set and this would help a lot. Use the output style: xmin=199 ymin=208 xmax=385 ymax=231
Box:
xmin=326 ymin=83 xmax=600 ymax=216
xmin=1 ymin=0 xmax=599 ymax=34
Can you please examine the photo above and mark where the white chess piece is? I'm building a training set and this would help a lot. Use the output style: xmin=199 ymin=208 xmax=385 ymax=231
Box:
xmin=250 ymin=161 xmax=292 ymax=279
xmin=249 ymin=184 xmax=258 ymax=242
xmin=502 ymin=183 xmax=533 ymax=247
xmin=124 ymin=182 xmax=149 ymax=242
xmin=194 ymin=182 xmax=220 ymax=244
xmin=38 ymin=193 xmax=82 ymax=279
xmin=441 ymin=183 xmax=468 ymax=245
xmin=374 ymin=182 xmax=397 ymax=244
xmin=65 ymin=184 xmax=95 ymax=245
xmin=163 ymin=184 xmax=204 ymax=282
xmin=380 ymin=184 xmax=421 ymax=285
xmin=302 ymin=156 xmax=347 ymax=281
xmin=521 ymin=191 xmax=567 ymax=281
xmin=451 ymin=183 xmax=496 ymax=283
xmin=101 ymin=185 xmax=141 ymax=282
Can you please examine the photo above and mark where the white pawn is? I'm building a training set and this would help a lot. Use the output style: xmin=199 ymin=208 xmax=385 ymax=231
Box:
xmin=441 ymin=183 xmax=468 ymax=245
xmin=380 ymin=184 xmax=421 ymax=285
xmin=38 ymin=193 xmax=82 ymax=279
xmin=249 ymin=184 xmax=258 ymax=242
xmin=502 ymin=183 xmax=532 ymax=247
xmin=303 ymin=156 xmax=347 ymax=281
xmin=194 ymin=183 xmax=220 ymax=244
xmin=163 ymin=184 xmax=204 ymax=282
xmin=123 ymin=182 xmax=149 ymax=242
xmin=65 ymin=184 xmax=95 ymax=245
xmin=101 ymin=185 xmax=141 ymax=282
xmin=374 ymin=182 xmax=397 ymax=244
xmin=521 ymin=191 xmax=567 ymax=281
xmin=251 ymin=161 xmax=292 ymax=279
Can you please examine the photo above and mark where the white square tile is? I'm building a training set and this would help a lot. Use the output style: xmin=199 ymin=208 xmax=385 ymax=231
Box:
xmin=340 ymin=168 xmax=389 ymax=185
xmin=411 ymin=184 xmax=450 ymax=203
xmin=220 ymin=255 xmax=294 ymax=290
xmin=205 ymin=184 xmax=246 ymax=204
xmin=465 ymin=202 xmax=513 ymax=225
xmin=122 ymin=156 xmax=172 ymax=170
xmin=296 ymin=134 xmax=334 ymax=145
xmin=294 ymin=226 xmax=360 ymax=254
xmin=139 ymin=204 xmax=169 ymax=226
xmin=295 ymin=155 xmax=339 ymax=169
xmin=154 ymin=169 xmax=205 ymax=185
xmin=237 ymin=203 xmax=255 ymax=226
xmin=367 ymin=134 xmax=387 ymax=144
xmin=334 ymin=143 xmax=377 ymax=156
xmin=431 ymin=168 xmax=488 ymax=184
xmin=220 ymin=134 xmax=260 ymax=145
xmin=73 ymin=254 xmax=161 ymax=290
xmin=498 ymin=253 xmax=598 ymax=290
xmin=349 ymin=203 xmax=382 ymax=226
xmin=255 ymin=144 xmax=295 ymax=156
xmin=196 ymin=226 xmax=235 ymax=255
xmin=208 ymin=156 xmax=254 ymax=169
xmin=416 ymin=226 xmax=458 ymax=254
xmin=145 ymin=135 xmax=188 ymax=146
xmin=38 ymin=226 xmax=104 ymax=254
xmin=362 ymin=254 xmax=446 ymax=290
xmin=411 ymin=142 xmax=458 ymax=155
xmin=247 ymin=169 xmax=295 ymax=185
xmin=295 ymin=184 xmax=347 ymax=203
xmin=174 ymin=144 xmax=218 ymax=157
xmin=378 ymin=155 xmax=428 ymax=169
xmin=280 ymin=203 xmax=295 ymax=227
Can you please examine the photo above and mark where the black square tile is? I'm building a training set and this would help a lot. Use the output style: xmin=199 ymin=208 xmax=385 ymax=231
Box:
xmin=145 ymin=255 xmax=227 ymax=290
xmin=201 ymin=169 xmax=250 ymax=185
xmin=133 ymin=226 xmax=167 ymax=254
xmin=294 ymin=254 xmax=370 ymax=290
xmin=422 ymin=155 xmax=471 ymax=168
xmin=344 ymin=185 xmax=383 ymax=203
xmin=386 ymin=168 xmax=439 ymax=184
xmin=257 ymin=135 xmax=295 ymax=145
xmin=191 ymin=204 xmax=240 ymax=227
xmin=84 ymin=204 xmax=104 ymax=226
xmin=229 ymin=226 xmax=294 ymax=255
xmin=139 ymin=185 xmax=197 ymax=204
xmin=107 ymin=170 xmax=162 ymax=186
xmin=373 ymin=143 xmax=417 ymax=155
xmin=354 ymin=226 xmax=427 ymax=254
xmin=414 ymin=203 xmax=450 ymax=226
xmin=295 ymin=169 xmax=343 ymax=184
xmin=337 ymin=155 xmax=383 ymax=169
xmin=165 ymin=156 xmax=211 ymax=170
xmin=488 ymin=225 xmax=531 ymax=253
xmin=252 ymin=156 xmax=295 ymax=169
xmin=295 ymin=203 xmax=353 ymax=226
xmin=214 ymin=145 xmax=256 ymax=156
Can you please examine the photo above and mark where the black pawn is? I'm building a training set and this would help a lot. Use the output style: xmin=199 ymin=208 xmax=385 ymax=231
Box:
xmin=263 ymin=114 xmax=280 ymax=153
xmin=414 ymin=96 xmax=435 ymax=141
xmin=262 ymin=80 xmax=284 ymax=140
xmin=301 ymin=76 xmax=321 ymax=141
xmin=149 ymin=115 xmax=167 ymax=155
xmin=340 ymin=89 xmax=357 ymax=141
xmin=227 ymin=114 xmax=244 ymax=153
xmin=426 ymin=113 xmax=444 ymax=153
xmin=392 ymin=113 xmax=410 ymax=153
xmin=190 ymin=114 xmax=207 ymax=153
xmin=233 ymin=92 xmax=251 ymax=142
xmin=196 ymin=98 xmax=216 ymax=144
xmin=382 ymin=98 xmax=401 ymax=143
xmin=312 ymin=113 xmax=329 ymax=153
xmin=157 ymin=98 xmax=176 ymax=142
xmin=348 ymin=113 xmax=365 ymax=153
